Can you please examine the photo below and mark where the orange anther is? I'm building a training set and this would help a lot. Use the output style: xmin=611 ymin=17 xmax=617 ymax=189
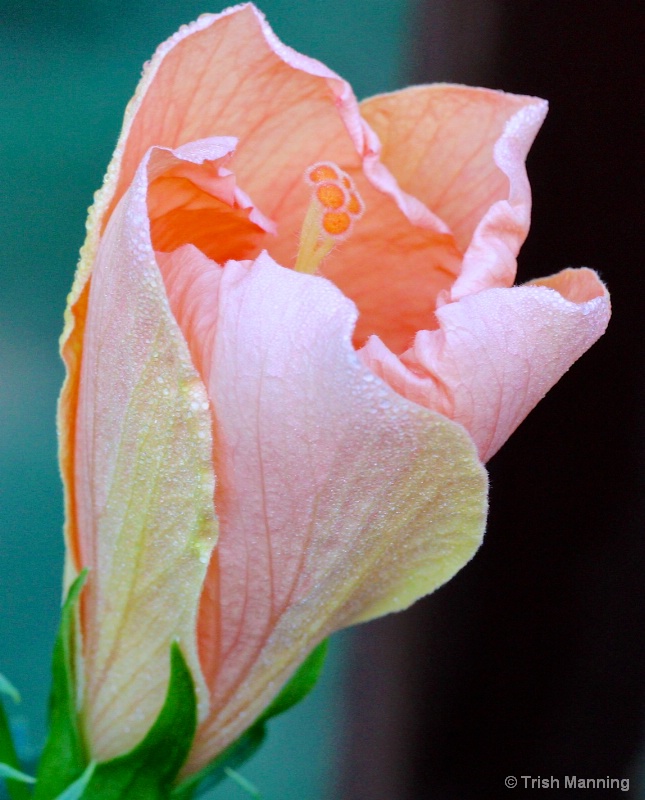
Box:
xmin=322 ymin=210 xmax=352 ymax=237
xmin=296 ymin=161 xmax=364 ymax=273
xmin=316 ymin=182 xmax=347 ymax=210
xmin=347 ymin=191 xmax=364 ymax=217
xmin=307 ymin=163 xmax=339 ymax=184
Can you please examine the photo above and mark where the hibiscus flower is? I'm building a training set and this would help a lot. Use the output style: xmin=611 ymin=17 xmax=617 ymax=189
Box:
xmin=57 ymin=3 xmax=609 ymax=777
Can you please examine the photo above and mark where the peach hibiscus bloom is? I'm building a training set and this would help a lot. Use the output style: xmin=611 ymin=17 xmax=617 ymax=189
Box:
xmin=57 ymin=2 xmax=609 ymax=777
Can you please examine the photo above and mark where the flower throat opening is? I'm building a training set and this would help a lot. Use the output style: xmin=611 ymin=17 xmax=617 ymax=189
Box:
xmin=294 ymin=162 xmax=364 ymax=275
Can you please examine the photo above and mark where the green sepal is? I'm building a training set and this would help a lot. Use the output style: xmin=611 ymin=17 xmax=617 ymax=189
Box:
xmin=257 ymin=638 xmax=329 ymax=724
xmin=53 ymin=762 xmax=95 ymax=800
xmin=0 ymin=764 xmax=36 ymax=784
xmin=0 ymin=674 xmax=30 ymax=800
xmin=0 ymin=674 xmax=20 ymax=705
xmin=223 ymin=768 xmax=261 ymax=799
xmin=34 ymin=570 xmax=88 ymax=800
xmin=79 ymin=642 xmax=197 ymax=800
xmin=171 ymin=723 xmax=266 ymax=800
xmin=172 ymin=639 xmax=329 ymax=800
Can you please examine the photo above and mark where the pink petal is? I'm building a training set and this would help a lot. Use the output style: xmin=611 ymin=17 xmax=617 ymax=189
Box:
xmin=361 ymin=268 xmax=610 ymax=462
xmin=155 ymin=245 xmax=224 ymax=388
xmin=162 ymin=252 xmax=486 ymax=773
xmin=72 ymin=143 xmax=233 ymax=760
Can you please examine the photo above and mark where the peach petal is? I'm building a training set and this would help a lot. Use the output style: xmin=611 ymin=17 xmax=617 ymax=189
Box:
xmin=321 ymin=208 xmax=462 ymax=354
xmin=360 ymin=86 xmax=540 ymax=247
xmin=171 ymin=253 xmax=486 ymax=772
xmin=453 ymin=99 xmax=548 ymax=300
xmin=66 ymin=4 xmax=461 ymax=358
xmin=73 ymin=144 xmax=227 ymax=761
xmin=361 ymin=85 xmax=547 ymax=299
xmin=102 ymin=4 xmax=366 ymax=247
xmin=101 ymin=2 xmax=448 ymax=245
xmin=147 ymin=138 xmax=274 ymax=264
xmin=360 ymin=268 xmax=610 ymax=463
xmin=59 ymin=134 xmax=252 ymax=575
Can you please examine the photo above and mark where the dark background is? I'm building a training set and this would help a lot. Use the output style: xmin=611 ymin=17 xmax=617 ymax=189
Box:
xmin=342 ymin=1 xmax=645 ymax=798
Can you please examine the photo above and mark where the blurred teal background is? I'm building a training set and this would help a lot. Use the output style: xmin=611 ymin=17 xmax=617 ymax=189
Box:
xmin=0 ymin=0 xmax=410 ymax=797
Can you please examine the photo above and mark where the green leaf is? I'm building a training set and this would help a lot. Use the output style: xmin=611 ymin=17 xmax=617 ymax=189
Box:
xmin=53 ymin=762 xmax=95 ymax=800
xmin=0 ymin=675 xmax=20 ymax=705
xmin=0 ymin=763 xmax=36 ymax=785
xmin=34 ymin=570 xmax=88 ymax=799
xmin=172 ymin=639 xmax=329 ymax=800
xmin=80 ymin=642 xmax=197 ymax=800
xmin=0 ymin=673 xmax=30 ymax=800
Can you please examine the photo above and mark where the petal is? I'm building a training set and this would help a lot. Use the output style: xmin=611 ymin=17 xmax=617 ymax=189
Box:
xmin=360 ymin=268 xmax=610 ymax=462
xmin=155 ymin=245 xmax=223 ymax=388
xmin=147 ymin=137 xmax=275 ymax=263
xmin=321 ymin=206 xmax=462 ymax=354
xmin=73 ymin=144 xmax=222 ymax=760
xmin=172 ymin=253 xmax=487 ymax=773
xmin=58 ymin=135 xmax=263 ymax=575
xmin=100 ymin=3 xmax=365 ymax=249
xmin=454 ymin=98 xmax=548 ymax=299
xmin=75 ymin=3 xmax=462 ymax=356
xmin=360 ymin=85 xmax=547 ymax=296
